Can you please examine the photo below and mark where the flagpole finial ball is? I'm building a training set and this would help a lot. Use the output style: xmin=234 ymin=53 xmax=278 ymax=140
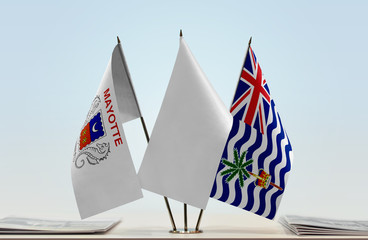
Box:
xmin=249 ymin=37 xmax=252 ymax=46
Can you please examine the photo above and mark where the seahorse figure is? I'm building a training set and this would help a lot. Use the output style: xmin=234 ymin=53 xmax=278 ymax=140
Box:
xmin=74 ymin=142 xmax=110 ymax=168
xmin=85 ymin=96 xmax=101 ymax=124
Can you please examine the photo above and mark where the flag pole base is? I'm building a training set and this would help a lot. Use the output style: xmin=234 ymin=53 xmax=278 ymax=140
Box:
xmin=169 ymin=229 xmax=203 ymax=234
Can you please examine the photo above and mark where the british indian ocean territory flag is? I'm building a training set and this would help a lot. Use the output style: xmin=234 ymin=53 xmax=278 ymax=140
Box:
xmin=210 ymin=45 xmax=293 ymax=220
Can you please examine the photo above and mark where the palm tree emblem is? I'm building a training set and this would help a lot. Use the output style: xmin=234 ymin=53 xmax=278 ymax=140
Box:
xmin=220 ymin=148 xmax=253 ymax=187
xmin=220 ymin=148 xmax=283 ymax=191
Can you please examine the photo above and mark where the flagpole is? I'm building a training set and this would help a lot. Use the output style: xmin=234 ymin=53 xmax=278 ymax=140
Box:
xmin=116 ymin=36 xmax=177 ymax=232
xmin=195 ymin=209 xmax=203 ymax=231
xmin=184 ymin=203 xmax=188 ymax=232
xmin=230 ymin=37 xmax=252 ymax=109
xmin=180 ymin=29 xmax=190 ymax=233
xmin=179 ymin=29 xmax=204 ymax=234
xmin=140 ymin=116 xmax=177 ymax=231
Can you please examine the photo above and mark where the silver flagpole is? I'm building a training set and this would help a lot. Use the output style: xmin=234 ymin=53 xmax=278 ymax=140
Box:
xmin=177 ymin=30 xmax=203 ymax=234
xmin=195 ymin=209 xmax=203 ymax=231
xmin=180 ymin=29 xmax=189 ymax=233
xmin=116 ymin=36 xmax=177 ymax=232
xmin=184 ymin=203 xmax=188 ymax=232
xmin=139 ymin=115 xmax=177 ymax=231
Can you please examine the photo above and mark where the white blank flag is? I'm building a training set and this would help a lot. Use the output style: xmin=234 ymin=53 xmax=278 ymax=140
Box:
xmin=138 ymin=37 xmax=232 ymax=209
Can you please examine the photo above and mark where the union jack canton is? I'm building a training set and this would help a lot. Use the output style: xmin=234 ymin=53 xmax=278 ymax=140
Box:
xmin=230 ymin=46 xmax=271 ymax=134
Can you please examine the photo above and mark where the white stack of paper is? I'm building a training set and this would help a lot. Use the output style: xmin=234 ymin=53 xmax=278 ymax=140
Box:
xmin=0 ymin=216 xmax=120 ymax=234
xmin=279 ymin=215 xmax=368 ymax=236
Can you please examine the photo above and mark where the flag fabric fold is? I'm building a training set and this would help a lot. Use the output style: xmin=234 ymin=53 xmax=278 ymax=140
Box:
xmin=138 ymin=37 xmax=232 ymax=209
xmin=72 ymin=43 xmax=143 ymax=219
xmin=210 ymin=45 xmax=293 ymax=220
xmin=111 ymin=44 xmax=142 ymax=123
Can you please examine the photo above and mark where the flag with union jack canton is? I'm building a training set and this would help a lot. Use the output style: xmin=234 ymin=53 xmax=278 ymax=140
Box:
xmin=210 ymin=44 xmax=293 ymax=220
xmin=230 ymin=46 xmax=271 ymax=134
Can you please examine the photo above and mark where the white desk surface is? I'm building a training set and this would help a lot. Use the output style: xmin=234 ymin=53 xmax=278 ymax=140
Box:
xmin=0 ymin=213 xmax=367 ymax=240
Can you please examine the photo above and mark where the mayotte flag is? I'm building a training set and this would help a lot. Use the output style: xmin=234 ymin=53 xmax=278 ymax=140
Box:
xmin=210 ymin=44 xmax=293 ymax=220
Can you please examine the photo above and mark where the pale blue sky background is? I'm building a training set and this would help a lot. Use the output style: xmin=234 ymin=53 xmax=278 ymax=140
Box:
xmin=0 ymin=0 xmax=368 ymax=223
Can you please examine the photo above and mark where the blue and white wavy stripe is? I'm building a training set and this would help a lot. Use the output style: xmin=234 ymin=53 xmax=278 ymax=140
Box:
xmin=210 ymin=100 xmax=293 ymax=219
